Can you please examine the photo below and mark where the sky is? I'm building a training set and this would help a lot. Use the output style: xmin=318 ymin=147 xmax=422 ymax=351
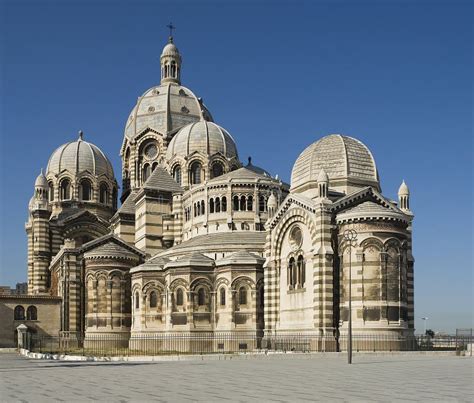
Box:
xmin=0 ymin=0 xmax=472 ymax=333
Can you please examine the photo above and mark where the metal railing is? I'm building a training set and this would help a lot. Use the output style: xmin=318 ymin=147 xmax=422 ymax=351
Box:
xmin=26 ymin=332 xmax=474 ymax=357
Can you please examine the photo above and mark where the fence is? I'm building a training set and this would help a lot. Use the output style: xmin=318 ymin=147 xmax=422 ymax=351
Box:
xmin=25 ymin=331 xmax=474 ymax=357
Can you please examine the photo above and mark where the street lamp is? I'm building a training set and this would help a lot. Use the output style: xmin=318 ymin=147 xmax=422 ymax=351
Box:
xmin=421 ymin=317 xmax=429 ymax=335
xmin=343 ymin=228 xmax=358 ymax=364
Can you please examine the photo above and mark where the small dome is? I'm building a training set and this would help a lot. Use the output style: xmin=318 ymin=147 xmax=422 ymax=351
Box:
xmin=291 ymin=134 xmax=379 ymax=194
xmin=123 ymin=84 xmax=213 ymax=141
xmin=398 ymin=180 xmax=409 ymax=195
xmin=34 ymin=170 xmax=48 ymax=188
xmin=46 ymin=133 xmax=114 ymax=179
xmin=166 ymin=121 xmax=238 ymax=161
xmin=161 ymin=41 xmax=180 ymax=57
xmin=246 ymin=157 xmax=271 ymax=177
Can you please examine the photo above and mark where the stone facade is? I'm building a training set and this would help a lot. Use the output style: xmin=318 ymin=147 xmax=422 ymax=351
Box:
xmin=18 ymin=35 xmax=415 ymax=351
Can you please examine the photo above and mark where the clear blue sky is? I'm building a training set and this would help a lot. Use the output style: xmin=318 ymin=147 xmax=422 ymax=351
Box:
xmin=1 ymin=0 xmax=472 ymax=333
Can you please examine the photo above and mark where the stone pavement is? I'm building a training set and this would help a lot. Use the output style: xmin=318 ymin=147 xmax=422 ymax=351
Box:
xmin=0 ymin=352 xmax=472 ymax=402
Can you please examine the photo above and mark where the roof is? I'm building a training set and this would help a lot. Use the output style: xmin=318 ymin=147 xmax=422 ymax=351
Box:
xmin=291 ymin=134 xmax=379 ymax=193
xmin=165 ymin=252 xmax=215 ymax=269
xmin=83 ymin=242 xmax=140 ymax=260
xmin=155 ymin=231 xmax=267 ymax=258
xmin=143 ymin=166 xmax=183 ymax=193
xmin=116 ymin=190 xmax=138 ymax=216
xmin=46 ymin=134 xmax=114 ymax=179
xmin=208 ymin=166 xmax=276 ymax=184
xmin=216 ymin=250 xmax=265 ymax=266
xmin=166 ymin=120 xmax=238 ymax=161
xmin=81 ymin=233 xmax=145 ymax=260
xmin=130 ymin=255 xmax=170 ymax=274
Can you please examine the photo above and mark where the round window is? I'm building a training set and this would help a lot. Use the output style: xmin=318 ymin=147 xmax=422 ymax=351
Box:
xmin=289 ymin=226 xmax=303 ymax=250
xmin=144 ymin=144 xmax=158 ymax=159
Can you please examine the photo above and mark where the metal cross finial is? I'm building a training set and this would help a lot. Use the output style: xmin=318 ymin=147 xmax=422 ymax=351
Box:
xmin=167 ymin=22 xmax=176 ymax=38
xmin=78 ymin=130 xmax=83 ymax=140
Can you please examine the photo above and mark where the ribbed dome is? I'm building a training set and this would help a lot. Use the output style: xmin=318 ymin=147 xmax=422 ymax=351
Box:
xmin=291 ymin=134 xmax=379 ymax=194
xmin=166 ymin=121 xmax=238 ymax=160
xmin=46 ymin=135 xmax=114 ymax=179
xmin=124 ymin=83 xmax=213 ymax=141
xmin=161 ymin=41 xmax=180 ymax=57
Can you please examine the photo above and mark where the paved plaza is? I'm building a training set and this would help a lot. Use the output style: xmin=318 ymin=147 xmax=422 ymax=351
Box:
xmin=0 ymin=352 xmax=472 ymax=402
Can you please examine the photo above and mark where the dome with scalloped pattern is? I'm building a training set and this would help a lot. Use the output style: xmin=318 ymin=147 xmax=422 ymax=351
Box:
xmin=291 ymin=134 xmax=379 ymax=195
xmin=46 ymin=133 xmax=115 ymax=179
xmin=166 ymin=121 xmax=238 ymax=161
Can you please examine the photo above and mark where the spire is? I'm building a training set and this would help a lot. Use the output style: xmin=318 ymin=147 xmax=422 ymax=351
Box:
xmin=160 ymin=25 xmax=182 ymax=85
xmin=317 ymin=168 xmax=329 ymax=198
xmin=398 ymin=180 xmax=410 ymax=211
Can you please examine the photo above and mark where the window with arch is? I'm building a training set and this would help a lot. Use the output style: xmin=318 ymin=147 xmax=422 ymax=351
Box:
xmin=79 ymin=179 xmax=92 ymax=201
xmin=149 ymin=291 xmax=158 ymax=308
xmin=189 ymin=161 xmax=202 ymax=185
xmin=240 ymin=195 xmax=246 ymax=211
xmin=14 ymin=305 xmax=25 ymax=320
xmin=259 ymin=195 xmax=266 ymax=212
xmin=247 ymin=195 xmax=253 ymax=211
xmin=220 ymin=287 xmax=226 ymax=306
xmin=222 ymin=196 xmax=227 ymax=212
xmin=143 ymin=164 xmax=151 ymax=183
xmin=27 ymin=306 xmax=37 ymax=320
xmin=135 ymin=292 xmax=140 ymax=309
xmin=215 ymin=197 xmax=221 ymax=213
xmin=173 ymin=165 xmax=182 ymax=185
xmin=233 ymin=195 xmax=239 ymax=211
xmin=288 ymin=257 xmax=296 ymax=288
xmin=239 ymin=286 xmax=247 ymax=305
xmin=211 ymin=162 xmax=224 ymax=178
xmin=197 ymin=288 xmax=206 ymax=306
xmin=152 ymin=162 xmax=158 ymax=171
xmin=99 ymin=183 xmax=108 ymax=204
xmin=297 ymin=255 xmax=305 ymax=287
xmin=60 ymin=179 xmax=71 ymax=200
xmin=176 ymin=288 xmax=184 ymax=306
xmin=209 ymin=198 xmax=214 ymax=213
xmin=171 ymin=61 xmax=176 ymax=77
xmin=201 ymin=200 xmax=205 ymax=215
xmin=48 ymin=182 xmax=54 ymax=201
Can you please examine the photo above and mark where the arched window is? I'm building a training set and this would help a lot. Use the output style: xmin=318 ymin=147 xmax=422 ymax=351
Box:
xmin=190 ymin=161 xmax=202 ymax=185
xmin=259 ymin=195 xmax=266 ymax=212
xmin=220 ymin=287 xmax=226 ymax=306
xmin=60 ymin=179 xmax=71 ymax=200
xmin=247 ymin=195 xmax=253 ymax=211
xmin=27 ymin=306 xmax=37 ymax=320
xmin=288 ymin=257 xmax=296 ymax=288
xmin=48 ymin=182 xmax=54 ymax=201
xmin=14 ymin=305 xmax=25 ymax=320
xmin=143 ymin=164 xmax=151 ymax=182
xmin=176 ymin=289 xmax=184 ymax=306
xmin=222 ymin=196 xmax=227 ymax=212
xmin=209 ymin=198 xmax=214 ymax=213
xmin=201 ymin=200 xmax=205 ymax=215
xmin=197 ymin=288 xmax=206 ymax=306
xmin=173 ymin=166 xmax=182 ymax=185
xmin=135 ymin=292 xmax=140 ymax=309
xmin=152 ymin=162 xmax=158 ymax=171
xmin=99 ymin=183 xmax=108 ymax=204
xmin=233 ymin=195 xmax=239 ymax=211
xmin=297 ymin=255 xmax=305 ymax=287
xmin=240 ymin=196 xmax=246 ymax=211
xmin=112 ymin=188 xmax=117 ymax=210
xmin=149 ymin=291 xmax=158 ymax=308
xmin=215 ymin=197 xmax=221 ymax=213
xmin=80 ymin=179 xmax=92 ymax=201
xmin=171 ymin=61 xmax=176 ymax=77
xmin=211 ymin=162 xmax=224 ymax=178
xmin=239 ymin=287 xmax=247 ymax=305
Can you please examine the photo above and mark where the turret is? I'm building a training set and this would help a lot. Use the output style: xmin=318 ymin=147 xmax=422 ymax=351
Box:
xmin=317 ymin=168 xmax=329 ymax=199
xmin=29 ymin=169 xmax=49 ymax=212
xmin=267 ymin=192 xmax=278 ymax=218
xmin=160 ymin=36 xmax=182 ymax=84
xmin=398 ymin=180 xmax=410 ymax=211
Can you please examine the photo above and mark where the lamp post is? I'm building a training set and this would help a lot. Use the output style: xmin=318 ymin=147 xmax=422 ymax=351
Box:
xmin=421 ymin=317 xmax=429 ymax=335
xmin=343 ymin=228 xmax=358 ymax=364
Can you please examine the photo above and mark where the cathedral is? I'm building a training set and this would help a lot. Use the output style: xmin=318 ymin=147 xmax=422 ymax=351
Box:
xmin=23 ymin=35 xmax=414 ymax=351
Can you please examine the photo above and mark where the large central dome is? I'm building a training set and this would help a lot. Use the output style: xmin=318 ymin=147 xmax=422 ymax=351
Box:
xmin=124 ymin=83 xmax=213 ymax=141
xmin=291 ymin=134 xmax=379 ymax=195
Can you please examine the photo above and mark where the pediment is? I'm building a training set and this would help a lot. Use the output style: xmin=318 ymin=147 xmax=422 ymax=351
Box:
xmin=80 ymin=233 xmax=145 ymax=259
xmin=266 ymin=193 xmax=316 ymax=230
xmin=331 ymin=187 xmax=401 ymax=215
